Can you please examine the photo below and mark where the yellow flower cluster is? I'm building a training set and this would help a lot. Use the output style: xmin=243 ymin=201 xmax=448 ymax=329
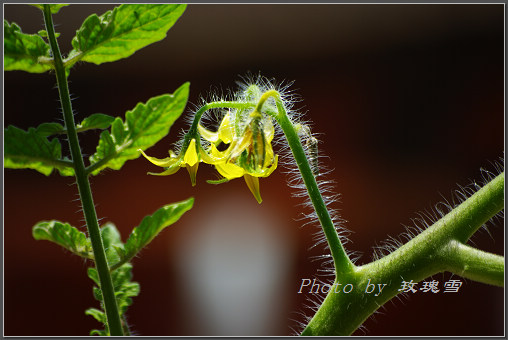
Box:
xmin=139 ymin=108 xmax=278 ymax=203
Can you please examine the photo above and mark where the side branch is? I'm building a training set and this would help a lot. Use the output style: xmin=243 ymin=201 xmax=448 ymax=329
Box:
xmin=440 ymin=240 xmax=504 ymax=287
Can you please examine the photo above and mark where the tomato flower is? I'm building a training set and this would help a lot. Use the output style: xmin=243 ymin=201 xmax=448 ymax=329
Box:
xmin=139 ymin=138 xmax=204 ymax=186
xmin=140 ymin=88 xmax=280 ymax=203
xmin=199 ymin=109 xmax=278 ymax=203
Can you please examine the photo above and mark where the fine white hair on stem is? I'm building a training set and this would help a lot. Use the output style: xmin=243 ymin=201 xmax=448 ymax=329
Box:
xmin=239 ymin=75 xmax=357 ymax=333
xmin=371 ymin=157 xmax=504 ymax=262
xmin=290 ymin=276 xmax=335 ymax=335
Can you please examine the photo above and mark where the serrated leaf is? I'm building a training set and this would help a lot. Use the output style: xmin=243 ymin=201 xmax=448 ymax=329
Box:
xmin=33 ymin=220 xmax=93 ymax=259
xmin=88 ymin=82 xmax=189 ymax=175
xmin=69 ymin=4 xmax=186 ymax=66
xmin=30 ymin=4 xmax=69 ymax=14
xmin=87 ymin=262 xmax=139 ymax=332
xmin=110 ymin=117 xmax=127 ymax=144
xmin=100 ymin=223 xmax=124 ymax=265
xmin=111 ymin=263 xmax=134 ymax=287
xmin=89 ymin=130 xmax=116 ymax=168
xmin=77 ymin=113 xmax=116 ymax=131
xmin=125 ymin=83 xmax=189 ymax=151
xmin=93 ymin=286 xmax=103 ymax=301
xmin=4 ymin=125 xmax=74 ymax=176
xmin=122 ymin=198 xmax=194 ymax=264
xmin=116 ymin=282 xmax=140 ymax=314
xmin=4 ymin=20 xmax=52 ymax=73
xmin=85 ymin=308 xmax=106 ymax=324
xmin=87 ymin=267 xmax=100 ymax=286
xmin=112 ymin=263 xmax=140 ymax=314
xmin=35 ymin=122 xmax=65 ymax=137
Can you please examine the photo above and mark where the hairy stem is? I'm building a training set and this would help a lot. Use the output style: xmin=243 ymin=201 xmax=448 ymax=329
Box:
xmin=301 ymin=172 xmax=504 ymax=335
xmin=440 ymin=240 xmax=504 ymax=286
xmin=43 ymin=5 xmax=123 ymax=336
xmin=268 ymin=92 xmax=354 ymax=276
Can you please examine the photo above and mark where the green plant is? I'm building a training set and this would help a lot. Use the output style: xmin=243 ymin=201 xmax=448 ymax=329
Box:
xmin=5 ymin=4 xmax=503 ymax=337
xmin=141 ymin=76 xmax=503 ymax=335
xmin=5 ymin=4 xmax=190 ymax=335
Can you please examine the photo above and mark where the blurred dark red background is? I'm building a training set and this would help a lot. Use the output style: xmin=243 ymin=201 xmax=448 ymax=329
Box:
xmin=4 ymin=4 xmax=504 ymax=336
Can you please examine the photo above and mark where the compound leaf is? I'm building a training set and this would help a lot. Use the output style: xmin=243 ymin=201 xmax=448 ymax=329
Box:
xmin=122 ymin=198 xmax=194 ymax=264
xmin=33 ymin=220 xmax=93 ymax=259
xmin=69 ymin=4 xmax=186 ymax=66
xmin=4 ymin=125 xmax=74 ymax=176
xmin=4 ymin=20 xmax=52 ymax=73
xmin=88 ymin=82 xmax=189 ymax=175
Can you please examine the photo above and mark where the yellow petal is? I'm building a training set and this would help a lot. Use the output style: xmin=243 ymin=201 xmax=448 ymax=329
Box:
xmin=147 ymin=166 xmax=180 ymax=176
xmin=214 ymin=160 xmax=245 ymax=180
xmin=264 ymin=143 xmax=275 ymax=168
xmin=261 ymin=154 xmax=278 ymax=177
xmin=139 ymin=149 xmax=178 ymax=167
xmin=244 ymin=174 xmax=262 ymax=204
xmin=264 ymin=118 xmax=275 ymax=142
xmin=198 ymin=124 xmax=220 ymax=143
xmin=228 ymin=128 xmax=252 ymax=160
xmin=183 ymin=139 xmax=199 ymax=166
xmin=186 ymin=162 xmax=199 ymax=186
xmin=200 ymin=144 xmax=225 ymax=165
xmin=218 ymin=112 xmax=234 ymax=144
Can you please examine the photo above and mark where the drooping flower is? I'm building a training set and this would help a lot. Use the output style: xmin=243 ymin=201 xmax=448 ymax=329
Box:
xmin=139 ymin=138 xmax=203 ymax=186
xmin=199 ymin=109 xmax=278 ymax=203
xmin=139 ymin=82 xmax=281 ymax=203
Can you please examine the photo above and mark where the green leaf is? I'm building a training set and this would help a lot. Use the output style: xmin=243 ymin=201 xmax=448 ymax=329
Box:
xmin=86 ymin=262 xmax=139 ymax=333
xmin=5 ymin=125 xmax=74 ymax=176
xmin=110 ymin=263 xmax=140 ymax=314
xmin=30 ymin=4 xmax=69 ymax=14
xmin=100 ymin=223 xmax=124 ymax=265
xmin=116 ymin=281 xmax=140 ymax=314
xmin=68 ymin=4 xmax=186 ymax=66
xmin=33 ymin=220 xmax=93 ymax=259
xmin=87 ymin=267 xmax=100 ymax=286
xmin=93 ymin=286 xmax=103 ymax=301
xmin=38 ymin=30 xmax=60 ymax=38
xmin=35 ymin=122 xmax=65 ymax=137
xmin=77 ymin=113 xmax=116 ymax=131
xmin=122 ymin=198 xmax=194 ymax=263
xmin=88 ymin=82 xmax=189 ymax=175
xmin=90 ymin=329 xmax=108 ymax=336
xmin=85 ymin=308 xmax=106 ymax=324
xmin=4 ymin=20 xmax=52 ymax=73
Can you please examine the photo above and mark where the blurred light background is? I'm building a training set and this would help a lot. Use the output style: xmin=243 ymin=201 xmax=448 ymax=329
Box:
xmin=4 ymin=4 xmax=504 ymax=336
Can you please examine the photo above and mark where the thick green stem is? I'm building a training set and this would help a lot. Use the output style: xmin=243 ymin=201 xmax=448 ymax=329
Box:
xmin=301 ymin=172 xmax=504 ymax=335
xmin=42 ymin=5 xmax=123 ymax=336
